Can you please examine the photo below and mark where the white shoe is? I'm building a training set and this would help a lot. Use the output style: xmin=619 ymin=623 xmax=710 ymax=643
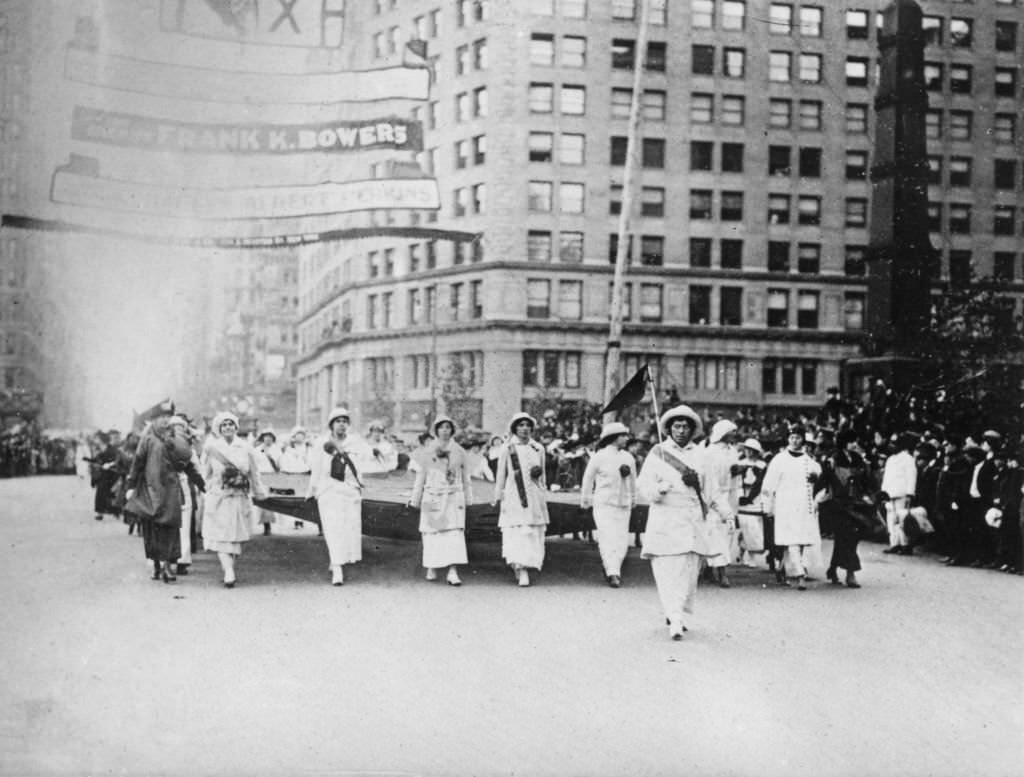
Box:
xmin=517 ymin=568 xmax=530 ymax=587
xmin=446 ymin=568 xmax=462 ymax=586
xmin=425 ymin=568 xmax=438 ymax=581
xmin=223 ymin=570 xmax=236 ymax=588
xmin=331 ymin=566 xmax=344 ymax=586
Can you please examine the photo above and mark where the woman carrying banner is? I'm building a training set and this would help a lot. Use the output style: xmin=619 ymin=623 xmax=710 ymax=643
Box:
xmin=637 ymin=405 xmax=713 ymax=640
xmin=252 ymin=429 xmax=281 ymax=536
xmin=408 ymin=416 xmax=472 ymax=586
xmin=492 ymin=412 xmax=549 ymax=587
xmin=307 ymin=407 xmax=372 ymax=586
xmin=202 ymin=412 xmax=268 ymax=588
xmin=579 ymin=421 xmax=637 ymax=587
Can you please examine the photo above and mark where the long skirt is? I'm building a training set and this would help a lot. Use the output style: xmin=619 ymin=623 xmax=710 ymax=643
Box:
xmin=593 ymin=504 xmax=630 ymax=576
xmin=204 ymin=493 xmax=252 ymax=556
xmin=650 ymin=553 xmax=701 ymax=623
xmin=178 ymin=507 xmax=193 ymax=565
xmin=501 ymin=525 xmax=545 ymax=570
xmin=319 ymin=489 xmax=362 ymax=567
xmin=704 ymin=514 xmax=736 ymax=568
xmin=141 ymin=520 xmax=181 ymax=563
xmin=783 ymin=545 xmax=814 ymax=578
xmin=422 ymin=529 xmax=468 ymax=568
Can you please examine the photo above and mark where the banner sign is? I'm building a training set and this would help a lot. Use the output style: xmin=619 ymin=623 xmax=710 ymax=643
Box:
xmin=70 ymin=107 xmax=424 ymax=155
xmin=65 ymin=46 xmax=431 ymax=104
xmin=161 ymin=0 xmax=347 ymax=49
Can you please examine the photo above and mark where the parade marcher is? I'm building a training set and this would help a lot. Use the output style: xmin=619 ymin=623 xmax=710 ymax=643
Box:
xmin=735 ymin=438 xmax=768 ymax=568
xmin=167 ymin=417 xmax=200 ymax=576
xmin=90 ymin=432 xmax=121 ymax=521
xmin=306 ymin=407 xmax=372 ymax=586
xmin=115 ymin=432 xmax=141 ymax=535
xmin=819 ymin=429 xmax=873 ymax=588
xmin=492 ymin=412 xmax=549 ymax=587
xmin=252 ymin=429 xmax=281 ymax=536
xmin=881 ymin=433 xmax=919 ymax=555
xmin=579 ymin=421 xmax=637 ymax=588
xmin=202 ymin=412 xmax=267 ymax=588
xmin=762 ymin=426 xmax=823 ymax=589
xmin=637 ymin=405 xmax=712 ymax=640
xmin=486 ymin=435 xmax=504 ymax=477
xmin=126 ymin=417 xmax=204 ymax=583
xmin=703 ymin=419 xmax=742 ymax=588
xmin=280 ymin=426 xmax=312 ymax=530
xmin=363 ymin=420 xmax=400 ymax=474
xmin=408 ymin=416 xmax=472 ymax=586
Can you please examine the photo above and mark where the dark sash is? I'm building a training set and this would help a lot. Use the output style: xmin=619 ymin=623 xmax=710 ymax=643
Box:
xmin=655 ymin=443 xmax=708 ymax=518
xmin=507 ymin=445 xmax=529 ymax=509
xmin=330 ymin=448 xmax=364 ymax=489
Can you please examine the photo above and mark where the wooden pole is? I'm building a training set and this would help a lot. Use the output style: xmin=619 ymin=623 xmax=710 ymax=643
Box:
xmin=603 ymin=0 xmax=652 ymax=422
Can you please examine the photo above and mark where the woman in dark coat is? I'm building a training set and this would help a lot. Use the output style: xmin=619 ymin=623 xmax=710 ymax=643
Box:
xmin=126 ymin=417 xmax=203 ymax=583
xmin=819 ymin=430 xmax=873 ymax=588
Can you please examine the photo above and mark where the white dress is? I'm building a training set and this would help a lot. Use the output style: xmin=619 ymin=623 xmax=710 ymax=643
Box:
xmin=762 ymin=449 xmax=823 ymax=577
xmin=580 ymin=446 xmax=636 ymax=576
xmin=410 ymin=441 xmax=472 ymax=568
xmin=493 ymin=439 xmax=549 ymax=569
xmin=203 ymin=438 xmax=268 ymax=555
xmin=703 ymin=441 xmax=741 ymax=567
xmin=306 ymin=434 xmax=373 ymax=567
xmin=253 ymin=444 xmax=280 ymax=526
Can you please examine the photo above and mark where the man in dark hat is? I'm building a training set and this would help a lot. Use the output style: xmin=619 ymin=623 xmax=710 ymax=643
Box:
xmin=937 ymin=434 xmax=973 ymax=565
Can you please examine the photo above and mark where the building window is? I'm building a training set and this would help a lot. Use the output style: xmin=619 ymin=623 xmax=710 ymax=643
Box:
xmin=691 ymin=141 xmax=713 ymax=171
xmin=608 ymin=234 xmax=634 ymax=264
xmin=721 ymin=239 xmax=743 ymax=269
xmin=560 ymin=133 xmax=585 ymax=165
xmin=408 ymin=288 xmax=422 ymax=324
xmin=685 ymin=356 xmax=741 ymax=393
xmin=563 ymin=0 xmax=587 ymax=17
xmin=474 ymin=37 xmax=488 ymax=68
xmin=769 ymin=3 xmax=792 ymax=35
xmin=798 ymin=100 xmax=822 ymax=130
xmin=799 ymin=6 xmax=822 ymax=37
xmin=528 ymin=181 xmax=552 ymax=212
xmin=721 ymin=95 xmax=745 ymax=125
xmin=690 ymin=238 xmax=712 ymax=268
xmin=453 ymin=187 xmax=469 ymax=217
xmin=641 ymin=186 xmax=665 ymax=217
xmin=949 ymin=203 xmax=972 ymax=234
xmin=844 ymin=293 xmax=865 ymax=330
xmin=922 ymin=15 xmax=942 ymax=45
xmin=643 ymin=90 xmax=667 ymax=121
xmin=560 ymin=182 xmax=585 ymax=214
xmin=927 ymin=202 xmax=942 ymax=233
xmin=611 ymin=88 xmax=632 ymax=118
xmin=526 ymin=279 xmax=551 ymax=318
xmin=797 ymin=291 xmax=819 ymax=329
xmin=993 ymin=205 xmax=1016 ymax=236
xmin=994 ymin=159 xmax=1018 ymax=190
xmin=723 ymin=48 xmax=745 ymax=78
xmin=560 ymin=231 xmax=584 ymax=263
xmin=949 ymin=64 xmax=972 ymax=94
xmin=456 ymin=92 xmax=471 ymax=121
xmin=690 ymin=190 xmax=713 ymax=220
xmin=769 ymin=51 xmax=791 ymax=82
xmin=924 ymin=62 xmax=943 ymax=91
xmin=529 ymin=83 xmax=553 ymax=113
xmin=610 ymin=136 xmax=628 ymax=165
xmin=640 ymin=235 xmax=664 ymax=266
xmin=846 ymin=150 xmax=868 ymax=181
xmin=799 ymin=147 xmax=822 ymax=178
xmin=723 ymin=1 xmax=746 ymax=30
xmin=691 ymin=93 xmax=714 ymax=123
xmin=639 ymin=283 xmax=663 ymax=322
xmin=689 ymin=285 xmax=711 ymax=325
xmin=927 ymin=156 xmax=942 ymax=185
xmin=473 ymin=135 xmax=486 ymax=164
xmin=994 ymin=114 xmax=1016 ymax=144
xmin=528 ymin=132 xmax=553 ymax=162
xmin=846 ymin=198 xmax=868 ymax=227
xmin=720 ymin=287 xmax=743 ymax=326
xmin=522 ymin=351 xmax=581 ymax=389
xmin=691 ymin=0 xmax=713 ymax=28
xmin=613 ymin=0 xmax=637 ymax=19
xmin=561 ymin=85 xmax=586 ymax=115
xmin=767 ymin=289 xmax=789 ymax=328
xmin=845 ymin=245 xmax=867 ymax=276
xmin=611 ymin=39 xmax=635 ymax=69
xmin=769 ymin=99 xmax=792 ymax=128
xmin=530 ymin=33 xmax=554 ymax=66
xmin=949 ymin=157 xmax=972 ymax=187
xmin=950 ymin=17 xmax=972 ymax=48
xmin=609 ymin=184 xmax=623 ymax=215
xmin=470 ymin=280 xmax=483 ymax=319
xmin=367 ymin=294 xmax=378 ymax=329
xmin=995 ymin=69 xmax=1017 ymax=98
xmin=609 ymin=282 xmax=633 ymax=321
xmin=846 ymin=9 xmax=869 ymax=39
xmin=949 ymin=250 xmax=973 ymax=287
xmin=721 ymin=191 xmax=744 ymax=221
xmin=768 ymin=194 xmax=791 ymax=225
xmin=799 ymin=53 xmax=821 ymax=83
xmin=769 ymin=145 xmax=791 ymax=177
xmin=721 ymin=142 xmax=744 ymax=173
xmin=692 ymin=44 xmax=715 ymax=75
xmin=763 ymin=360 xmax=817 ymax=396
xmin=797 ymin=243 xmax=820 ymax=274
xmin=559 ymin=280 xmax=583 ymax=320
xmin=455 ymin=140 xmax=469 ymax=169
xmin=768 ymin=241 xmax=790 ymax=272
xmin=994 ymin=252 xmax=1016 ymax=282
xmin=562 ymin=35 xmax=586 ymax=67
xmin=925 ymin=110 xmax=942 ymax=140
xmin=642 ymin=138 xmax=666 ymax=168
xmin=846 ymin=57 xmax=869 ymax=87
xmin=846 ymin=103 xmax=868 ymax=134
xmin=527 ymin=231 xmax=552 ymax=263
xmin=645 ymin=42 xmax=667 ymax=71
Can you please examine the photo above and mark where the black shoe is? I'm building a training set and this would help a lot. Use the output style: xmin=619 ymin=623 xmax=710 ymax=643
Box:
xmin=263 ymin=525 xmax=271 ymax=536
xmin=94 ymin=514 xmax=103 ymax=521
xmin=162 ymin=570 xmax=176 ymax=583
xmin=607 ymin=575 xmax=622 ymax=588
xmin=176 ymin=565 xmax=189 ymax=576
xmin=827 ymin=568 xmax=840 ymax=584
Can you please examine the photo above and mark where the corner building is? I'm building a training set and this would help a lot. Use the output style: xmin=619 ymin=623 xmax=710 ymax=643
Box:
xmin=294 ymin=0 xmax=1024 ymax=434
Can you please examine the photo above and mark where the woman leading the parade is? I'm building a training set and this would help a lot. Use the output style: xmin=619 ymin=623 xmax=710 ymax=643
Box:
xmin=492 ymin=412 xmax=549 ymax=587
xmin=408 ymin=415 xmax=472 ymax=586
xmin=579 ymin=421 xmax=636 ymax=588
xmin=307 ymin=407 xmax=371 ymax=586
xmin=202 ymin=411 xmax=267 ymax=588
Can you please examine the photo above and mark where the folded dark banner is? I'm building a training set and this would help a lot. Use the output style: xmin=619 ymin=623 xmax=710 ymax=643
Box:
xmin=600 ymin=365 xmax=649 ymax=416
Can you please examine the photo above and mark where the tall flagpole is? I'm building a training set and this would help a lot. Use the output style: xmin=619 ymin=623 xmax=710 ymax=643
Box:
xmin=603 ymin=0 xmax=652 ymax=421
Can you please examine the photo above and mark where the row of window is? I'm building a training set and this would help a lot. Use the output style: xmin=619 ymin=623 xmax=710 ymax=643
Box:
xmin=926 ymin=110 xmax=1017 ymax=143
xmin=928 ymin=157 xmax=1023 ymax=191
xmin=925 ymin=63 xmax=1020 ymax=97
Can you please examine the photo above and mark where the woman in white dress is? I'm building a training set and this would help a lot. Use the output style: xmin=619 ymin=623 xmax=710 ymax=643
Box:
xmin=306 ymin=407 xmax=372 ymax=586
xmin=579 ymin=421 xmax=636 ymax=587
xmin=202 ymin=412 xmax=268 ymax=588
xmin=408 ymin=416 xmax=472 ymax=586
xmin=252 ymin=429 xmax=281 ymax=535
xmin=492 ymin=412 xmax=549 ymax=587
xmin=761 ymin=427 xmax=823 ymax=589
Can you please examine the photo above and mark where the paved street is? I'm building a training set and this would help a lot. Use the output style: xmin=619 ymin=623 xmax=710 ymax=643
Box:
xmin=1 ymin=476 xmax=1021 ymax=777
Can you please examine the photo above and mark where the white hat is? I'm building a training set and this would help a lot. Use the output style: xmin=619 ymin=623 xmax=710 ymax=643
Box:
xmin=659 ymin=405 xmax=703 ymax=438
xmin=289 ymin=425 xmax=307 ymax=438
xmin=326 ymin=407 xmax=350 ymax=427
xmin=368 ymin=418 xmax=387 ymax=432
xmin=740 ymin=437 xmax=764 ymax=455
xmin=985 ymin=507 xmax=1003 ymax=529
xmin=432 ymin=415 xmax=457 ymax=435
xmin=598 ymin=421 xmax=630 ymax=446
xmin=508 ymin=412 xmax=537 ymax=433
xmin=709 ymin=419 xmax=738 ymax=444
xmin=211 ymin=411 xmax=239 ymax=435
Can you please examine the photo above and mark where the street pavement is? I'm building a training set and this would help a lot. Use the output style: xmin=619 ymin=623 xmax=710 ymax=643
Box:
xmin=1 ymin=476 xmax=1021 ymax=777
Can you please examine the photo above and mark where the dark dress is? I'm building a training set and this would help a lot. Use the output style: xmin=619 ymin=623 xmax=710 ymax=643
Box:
xmin=819 ymin=449 xmax=873 ymax=574
xmin=127 ymin=432 xmax=184 ymax=563
xmin=92 ymin=446 xmax=121 ymax=516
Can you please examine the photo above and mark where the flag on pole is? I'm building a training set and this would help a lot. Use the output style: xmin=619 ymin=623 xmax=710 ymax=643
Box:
xmin=600 ymin=365 xmax=649 ymax=416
